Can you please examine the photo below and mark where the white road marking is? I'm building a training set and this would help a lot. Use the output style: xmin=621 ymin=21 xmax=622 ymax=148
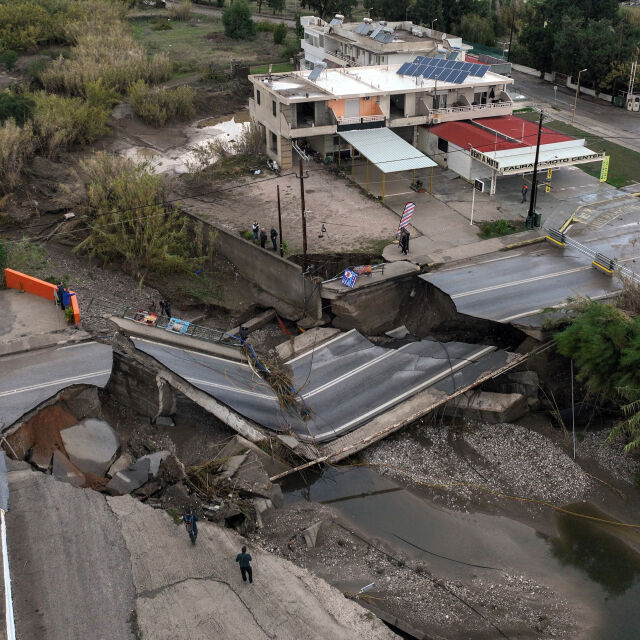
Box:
xmin=451 ymin=265 xmax=591 ymax=299
xmin=316 ymin=346 xmax=496 ymax=439
xmin=56 ymin=341 xmax=97 ymax=351
xmin=0 ymin=370 xmax=111 ymax=398
xmin=188 ymin=377 xmax=276 ymax=401
xmin=132 ymin=337 xmax=249 ymax=367
xmin=286 ymin=329 xmax=357 ymax=365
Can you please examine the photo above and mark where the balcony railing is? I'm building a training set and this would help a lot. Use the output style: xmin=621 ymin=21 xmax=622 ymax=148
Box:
xmin=336 ymin=114 xmax=385 ymax=125
xmin=429 ymin=101 xmax=512 ymax=117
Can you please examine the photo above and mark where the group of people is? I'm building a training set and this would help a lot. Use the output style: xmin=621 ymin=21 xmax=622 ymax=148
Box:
xmin=55 ymin=282 xmax=74 ymax=311
xmin=182 ymin=510 xmax=254 ymax=583
xmin=252 ymin=221 xmax=279 ymax=252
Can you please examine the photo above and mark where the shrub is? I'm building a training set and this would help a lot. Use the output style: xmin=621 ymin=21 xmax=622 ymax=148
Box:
xmin=128 ymin=80 xmax=196 ymax=127
xmin=256 ymin=21 xmax=275 ymax=33
xmin=222 ymin=0 xmax=256 ymax=40
xmin=73 ymin=152 xmax=204 ymax=281
xmin=0 ymin=91 xmax=35 ymax=126
xmin=0 ymin=50 xmax=18 ymax=70
xmin=2 ymin=236 xmax=47 ymax=274
xmin=31 ymin=91 xmax=111 ymax=157
xmin=273 ymin=22 xmax=287 ymax=45
xmin=0 ymin=119 xmax=36 ymax=193
xmin=39 ymin=24 xmax=172 ymax=96
xmin=152 ymin=19 xmax=173 ymax=31
xmin=168 ymin=1 xmax=192 ymax=20
xmin=280 ymin=37 xmax=300 ymax=60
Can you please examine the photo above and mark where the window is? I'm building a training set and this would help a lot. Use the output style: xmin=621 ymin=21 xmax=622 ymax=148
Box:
xmin=271 ymin=132 xmax=278 ymax=153
xmin=256 ymin=89 xmax=260 ymax=105
xmin=272 ymin=100 xmax=277 ymax=117
xmin=437 ymin=137 xmax=448 ymax=153
xmin=305 ymin=31 xmax=312 ymax=43
xmin=333 ymin=135 xmax=340 ymax=146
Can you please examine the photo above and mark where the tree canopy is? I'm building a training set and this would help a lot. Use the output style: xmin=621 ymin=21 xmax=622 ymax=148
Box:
xmin=222 ymin=0 xmax=256 ymax=40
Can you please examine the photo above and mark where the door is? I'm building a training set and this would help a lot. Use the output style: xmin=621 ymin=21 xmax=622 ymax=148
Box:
xmin=345 ymin=99 xmax=359 ymax=119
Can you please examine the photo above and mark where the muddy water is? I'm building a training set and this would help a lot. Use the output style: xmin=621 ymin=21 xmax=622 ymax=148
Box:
xmin=282 ymin=466 xmax=640 ymax=639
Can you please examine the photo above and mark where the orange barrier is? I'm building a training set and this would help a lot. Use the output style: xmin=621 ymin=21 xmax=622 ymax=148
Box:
xmin=3 ymin=268 xmax=81 ymax=325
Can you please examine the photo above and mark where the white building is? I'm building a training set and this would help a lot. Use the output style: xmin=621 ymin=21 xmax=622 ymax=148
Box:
xmin=300 ymin=15 xmax=467 ymax=70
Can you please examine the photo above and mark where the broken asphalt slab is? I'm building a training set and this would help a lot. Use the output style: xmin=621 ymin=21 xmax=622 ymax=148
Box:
xmin=60 ymin=418 xmax=120 ymax=476
xmin=106 ymin=450 xmax=171 ymax=495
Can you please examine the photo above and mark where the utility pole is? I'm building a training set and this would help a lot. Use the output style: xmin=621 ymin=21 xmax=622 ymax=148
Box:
xmin=526 ymin=110 xmax=544 ymax=229
xmin=276 ymin=184 xmax=283 ymax=257
xmin=299 ymin=157 xmax=308 ymax=272
xmin=507 ymin=8 xmax=515 ymax=62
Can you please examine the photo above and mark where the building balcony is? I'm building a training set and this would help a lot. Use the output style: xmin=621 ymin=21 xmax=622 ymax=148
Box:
xmin=427 ymin=101 xmax=513 ymax=123
xmin=281 ymin=113 xmax=337 ymax=137
xmin=322 ymin=49 xmax=354 ymax=67
xmin=388 ymin=114 xmax=429 ymax=127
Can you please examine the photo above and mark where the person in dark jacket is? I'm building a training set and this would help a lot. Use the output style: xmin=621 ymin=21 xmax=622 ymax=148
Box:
xmin=259 ymin=228 xmax=267 ymax=249
xmin=235 ymin=546 xmax=253 ymax=583
xmin=521 ymin=183 xmax=528 ymax=203
xmin=57 ymin=283 xmax=66 ymax=310
xmin=252 ymin=221 xmax=259 ymax=242
xmin=270 ymin=227 xmax=278 ymax=251
xmin=183 ymin=510 xmax=198 ymax=545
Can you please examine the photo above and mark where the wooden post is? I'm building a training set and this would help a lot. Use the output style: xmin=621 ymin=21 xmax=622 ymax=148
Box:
xmin=277 ymin=184 xmax=283 ymax=257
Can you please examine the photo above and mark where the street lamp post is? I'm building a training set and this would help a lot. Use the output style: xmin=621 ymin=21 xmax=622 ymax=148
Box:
xmin=526 ymin=110 xmax=544 ymax=229
xmin=572 ymin=68 xmax=588 ymax=123
xmin=431 ymin=18 xmax=437 ymax=30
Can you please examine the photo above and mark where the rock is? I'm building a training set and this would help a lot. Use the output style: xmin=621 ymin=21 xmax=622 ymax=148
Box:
xmin=443 ymin=391 xmax=528 ymax=423
xmin=216 ymin=435 xmax=289 ymax=478
xmin=302 ymin=521 xmax=322 ymax=549
xmin=234 ymin=451 xmax=283 ymax=507
xmin=161 ymin=483 xmax=190 ymax=509
xmin=52 ymin=450 xmax=85 ymax=487
xmin=61 ymin=419 xmax=120 ymax=477
xmin=155 ymin=416 xmax=175 ymax=427
xmin=277 ymin=434 xmax=300 ymax=450
xmin=107 ymin=453 xmax=134 ymax=478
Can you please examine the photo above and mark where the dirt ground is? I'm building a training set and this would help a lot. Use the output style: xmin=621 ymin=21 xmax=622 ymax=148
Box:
xmin=178 ymin=168 xmax=401 ymax=254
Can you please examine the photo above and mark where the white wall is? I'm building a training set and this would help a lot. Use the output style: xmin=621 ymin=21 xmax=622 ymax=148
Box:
xmin=447 ymin=141 xmax=471 ymax=178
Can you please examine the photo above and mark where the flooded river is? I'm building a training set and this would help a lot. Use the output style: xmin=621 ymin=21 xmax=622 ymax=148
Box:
xmin=283 ymin=465 xmax=640 ymax=639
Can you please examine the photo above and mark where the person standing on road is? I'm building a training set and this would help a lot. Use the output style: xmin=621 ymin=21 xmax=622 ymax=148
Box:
xmin=259 ymin=228 xmax=267 ymax=249
xmin=183 ymin=510 xmax=198 ymax=545
xmin=521 ymin=183 xmax=528 ymax=203
xmin=252 ymin=221 xmax=259 ymax=242
xmin=270 ymin=227 xmax=278 ymax=251
xmin=236 ymin=546 xmax=253 ymax=583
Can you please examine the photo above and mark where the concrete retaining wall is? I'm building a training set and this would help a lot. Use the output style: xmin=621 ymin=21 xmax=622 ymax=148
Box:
xmin=192 ymin=221 xmax=321 ymax=321
xmin=4 ymin=268 xmax=81 ymax=324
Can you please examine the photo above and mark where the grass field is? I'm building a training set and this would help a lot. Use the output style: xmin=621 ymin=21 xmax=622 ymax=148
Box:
xmin=518 ymin=112 xmax=640 ymax=188
xmin=130 ymin=12 xmax=288 ymax=74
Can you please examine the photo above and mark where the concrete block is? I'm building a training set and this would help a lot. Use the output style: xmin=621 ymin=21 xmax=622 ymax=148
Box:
xmin=52 ymin=450 xmax=85 ymax=487
xmin=216 ymin=435 xmax=289 ymax=478
xmin=219 ymin=453 xmax=248 ymax=479
xmin=443 ymin=391 xmax=528 ymax=423
xmin=107 ymin=453 xmax=134 ymax=478
xmin=155 ymin=416 xmax=175 ymax=427
xmin=105 ymin=450 xmax=170 ymax=495
xmin=302 ymin=521 xmax=322 ymax=549
xmin=275 ymin=327 xmax=340 ymax=361
xmin=385 ymin=325 xmax=410 ymax=339
xmin=229 ymin=309 xmax=276 ymax=337
xmin=276 ymin=434 xmax=300 ymax=450
xmin=61 ymin=419 xmax=120 ymax=477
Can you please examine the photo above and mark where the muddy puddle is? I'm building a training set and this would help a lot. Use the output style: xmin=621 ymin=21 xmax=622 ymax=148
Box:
xmin=121 ymin=111 xmax=250 ymax=174
xmin=283 ymin=465 xmax=640 ymax=639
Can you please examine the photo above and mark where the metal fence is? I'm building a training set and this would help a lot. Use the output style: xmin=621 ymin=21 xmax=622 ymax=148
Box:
xmin=122 ymin=308 xmax=242 ymax=348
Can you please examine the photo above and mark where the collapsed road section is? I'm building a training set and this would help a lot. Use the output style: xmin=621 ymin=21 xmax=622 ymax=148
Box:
xmin=111 ymin=327 xmax=522 ymax=463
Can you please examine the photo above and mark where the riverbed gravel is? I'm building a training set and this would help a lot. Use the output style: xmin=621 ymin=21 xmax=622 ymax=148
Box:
xmin=362 ymin=421 xmax=595 ymax=510
xmin=576 ymin=429 xmax=640 ymax=485
xmin=252 ymin=502 xmax=575 ymax=639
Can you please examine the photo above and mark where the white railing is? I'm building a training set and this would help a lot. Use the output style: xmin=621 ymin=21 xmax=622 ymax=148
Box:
xmin=336 ymin=114 xmax=384 ymax=125
xmin=429 ymin=101 xmax=512 ymax=116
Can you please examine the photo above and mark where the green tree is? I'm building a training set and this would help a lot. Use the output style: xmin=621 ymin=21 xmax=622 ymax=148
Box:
xmin=412 ymin=0 xmax=443 ymax=29
xmin=304 ymin=0 xmax=357 ymax=20
xmin=267 ymin=0 xmax=285 ymax=14
xmin=222 ymin=0 xmax=256 ymax=39
xmin=0 ymin=90 xmax=34 ymax=126
xmin=273 ymin=22 xmax=288 ymax=44
xmin=369 ymin=0 xmax=411 ymax=21
xmin=458 ymin=14 xmax=495 ymax=46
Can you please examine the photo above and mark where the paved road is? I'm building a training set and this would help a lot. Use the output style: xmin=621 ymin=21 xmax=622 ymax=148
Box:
xmin=0 ymin=342 xmax=112 ymax=428
xmin=133 ymin=331 xmax=509 ymax=442
xmin=511 ymin=71 xmax=640 ymax=153
xmin=424 ymin=216 xmax=640 ymax=325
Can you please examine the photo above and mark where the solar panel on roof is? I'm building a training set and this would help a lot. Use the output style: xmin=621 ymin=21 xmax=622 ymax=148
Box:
xmin=404 ymin=63 xmax=418 ymax=76
xmin=448 ymin=52 xmax=458 ymax=60
xmin=425 ymin=67 xmax=439 ymax=79
xmin=369 ymin=25 xmax=383 ymax=39
xmin=436 ymin=58 xmax=448 ymax=67
xmin=461 ymin=63 xmax=473 ymax=72
xmin=473 ymin=65 xmax=489 ymax=77
xmin=381 ymin=32 xmax=395 ymax=43
xmin=454 ymin=71 xmax=469 ymax=83
xmin=396 ymin=62 xmax=411 ymax=75
xmin=413 ymin=56 xmax=425 ymax=64
xmin=441 ymin=69 xmax=457 ymax=82
xmin=329 ymin=17 xmax=342 ymax=26
xmin=308 ymin=62 xmax=326 ymax=82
